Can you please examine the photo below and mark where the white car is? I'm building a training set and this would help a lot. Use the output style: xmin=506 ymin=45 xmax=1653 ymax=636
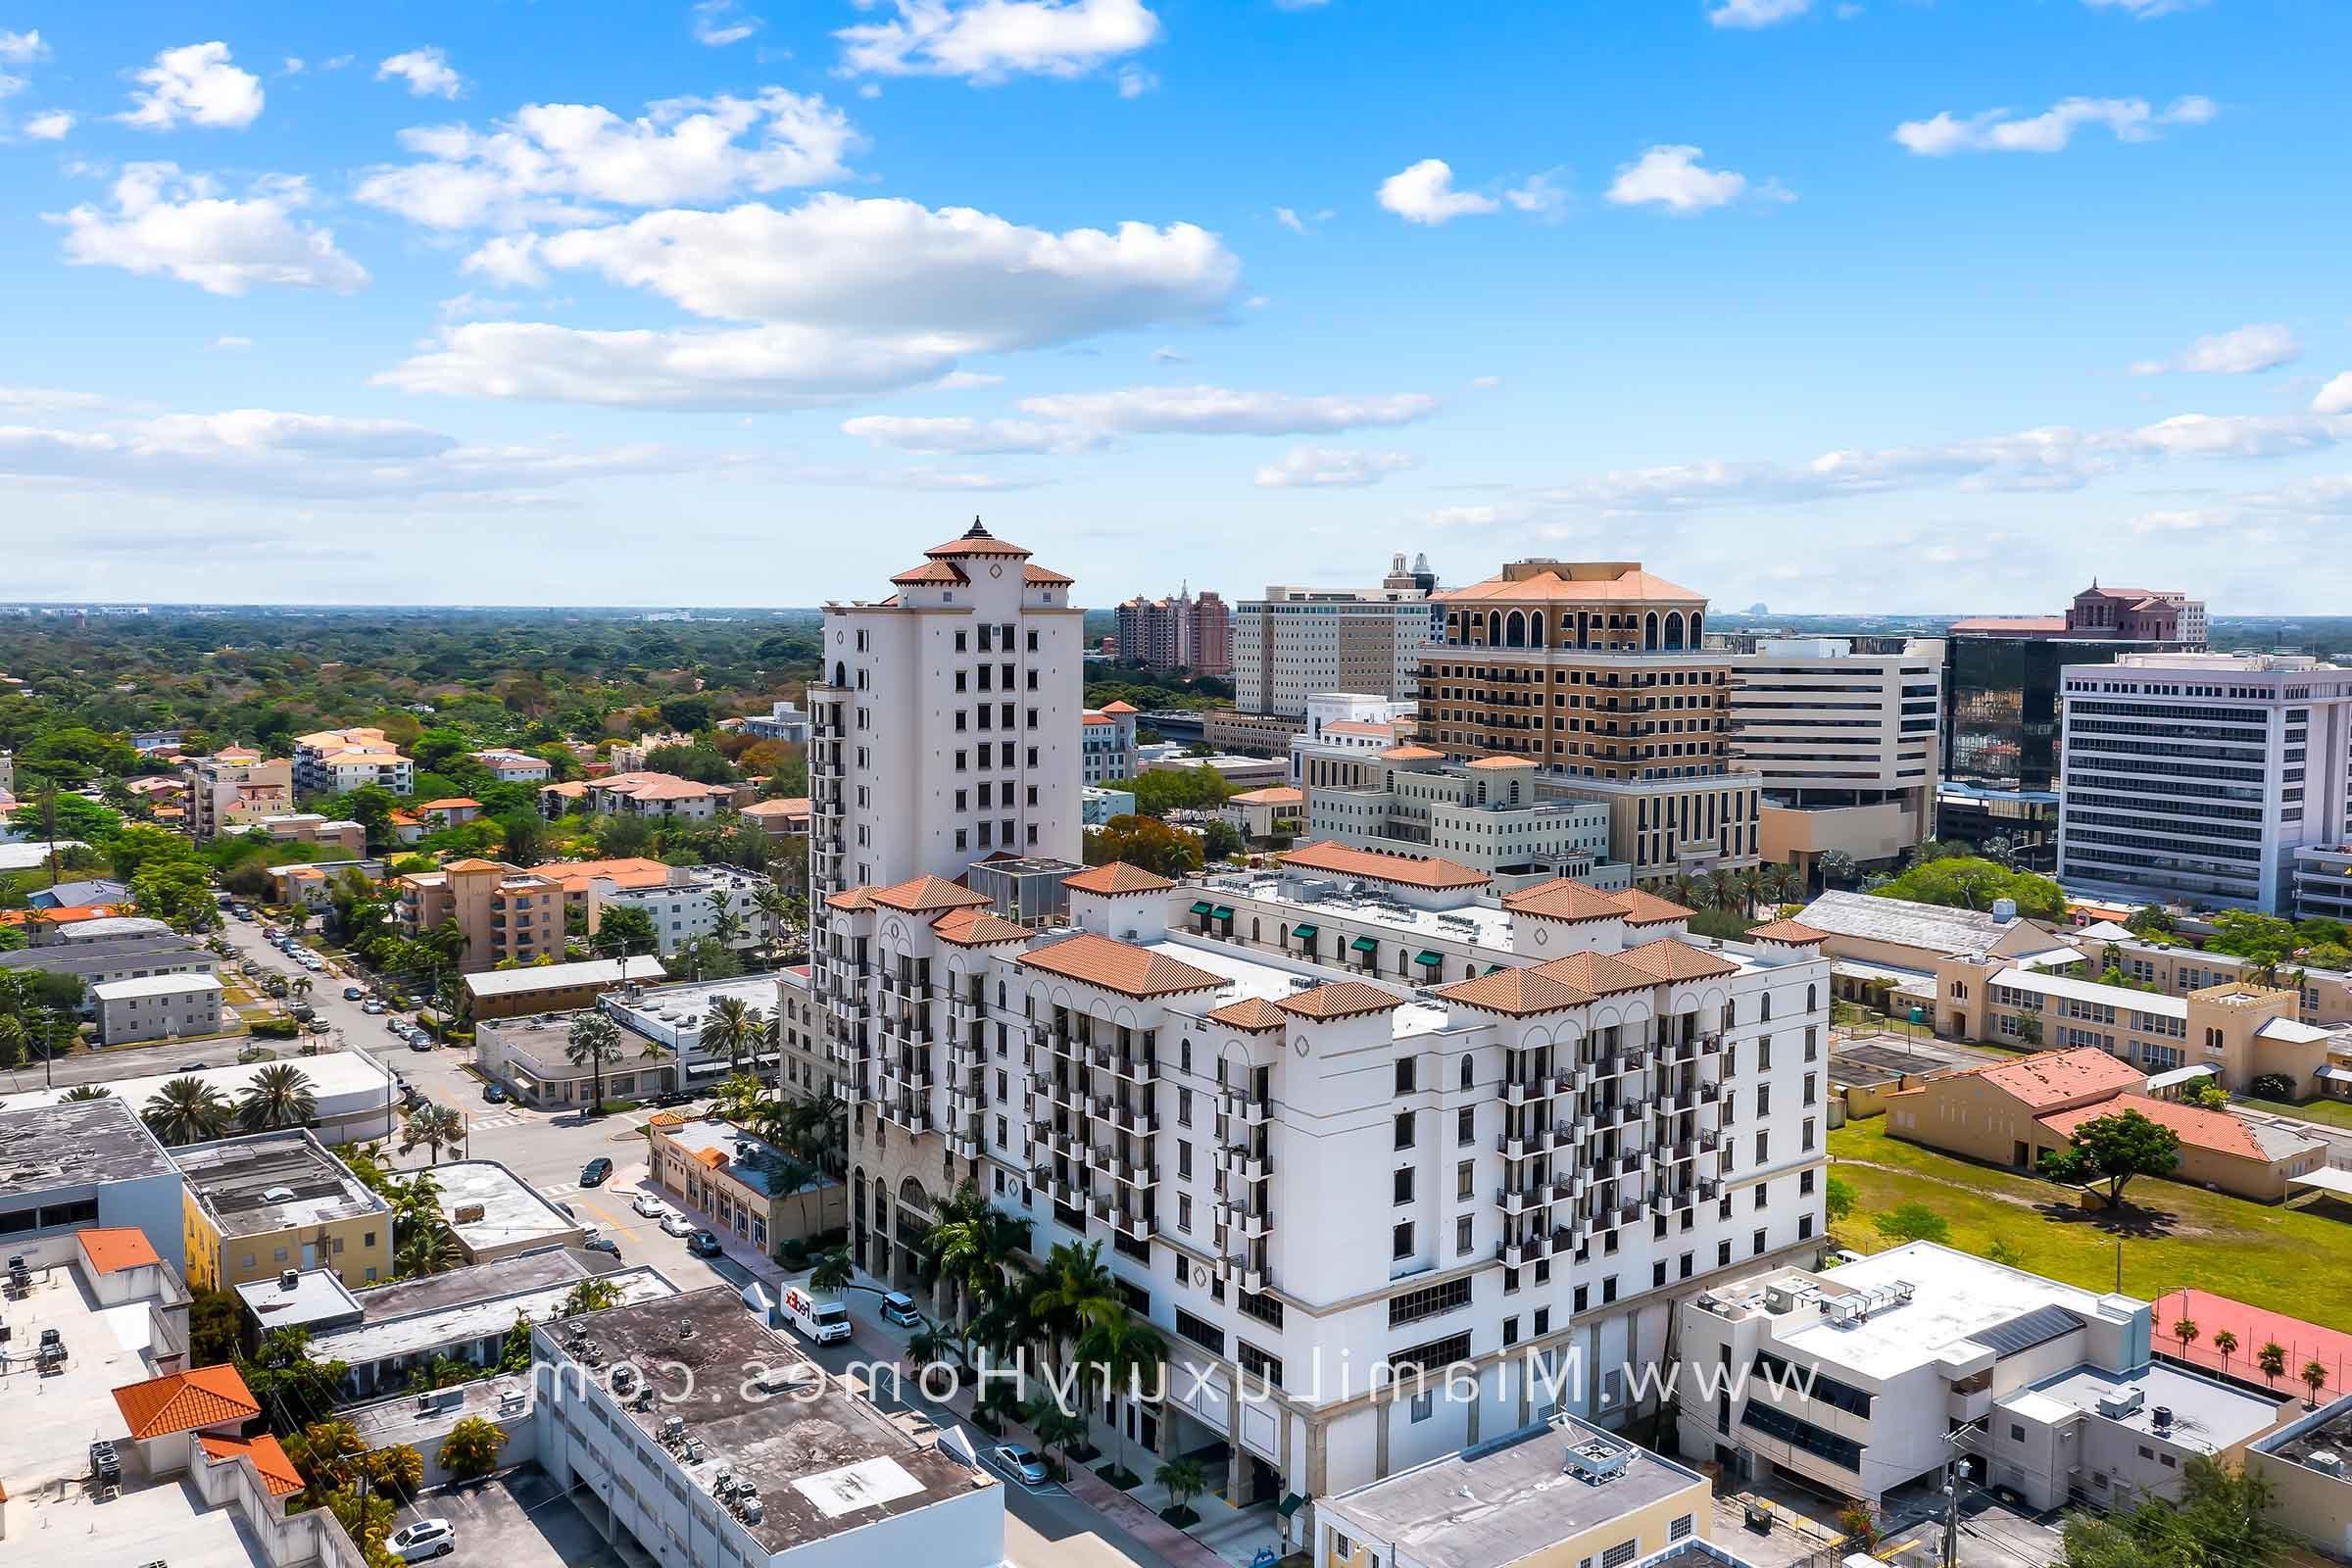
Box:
xmin=387 ymin=1519 xmax=456 ymax=1561
xmin=660 ymin=1210 xmax=696 ymax=1238
xmin=631 ymin=1193 xmax=668 ymax=1219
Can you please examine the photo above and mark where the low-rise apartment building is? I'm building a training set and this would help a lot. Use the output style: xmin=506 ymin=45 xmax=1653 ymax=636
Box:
xmin=1305 ymin=751 xmax=1626 ymax=887
xmin=531 ymin=1287 xmax=1005 ymax=1568
xmin=1679 ymin=1242 xmax=2285 ymax=1508
xmin=651 ymin=1117 xmax=847 ymax=1254
xmin=175 ymin=1129 xmax=394 ymax=1291
xmin=291 ymin=727 xmax=414 ymax=797
xmin=1083 ymin=700 xmax=1141 ymax=785
xmin=2 ymin=932 xmax=218 ymax=1000
xmin=184 ymin=748 xmax=295 ymax=839
xmin=591 ymin=863 xmax=777 ymax=960
xmin=462 ymin=954 xmax=670 ymax=1021
xmin=468 ymin=748 xmax=554 ymax=782
xmin=740 ymin=700 xmax=812 ymax=743
xmin=739 ymin=796 xmax=812 ymax=838
xmin=246 ymin=811 xmax=368 ymax=855
xmin=0 ymin=1097 xmax=189 ymax=1273
xmin=587 ymin=769 xmax=738 ymax=819
xmin=393 ymin=856 xmax=564 ymax=971
xmin=93 ymin=970 xmax=224 ymax=1044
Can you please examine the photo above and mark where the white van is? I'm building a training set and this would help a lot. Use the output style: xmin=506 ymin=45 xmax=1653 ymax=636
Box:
xmin=780 ymin=1285 xmax=853 ymax=1346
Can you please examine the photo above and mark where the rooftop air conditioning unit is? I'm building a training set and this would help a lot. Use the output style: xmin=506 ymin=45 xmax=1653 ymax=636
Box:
xmin=2094 ymin=1388 xmax=2145 ymax=1420
xmin=1764 ymin=1284 xmax=1797 ymax=1314
xmin=453 ymin=1202 xmax=487 ymax=1224
xmin=2307 ymin=1450 xmax=2345 ymax=1477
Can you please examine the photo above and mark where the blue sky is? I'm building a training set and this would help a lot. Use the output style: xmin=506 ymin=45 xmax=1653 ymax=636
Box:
xmin=3 ymin=0 xmax=2347 ymax=612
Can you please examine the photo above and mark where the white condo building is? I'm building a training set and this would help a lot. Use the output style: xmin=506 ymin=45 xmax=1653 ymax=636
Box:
xmin=1234 ymin=575 xmax=1444 ymax=719
xmin=2057 ymin=653 xmax=2352 ymax=914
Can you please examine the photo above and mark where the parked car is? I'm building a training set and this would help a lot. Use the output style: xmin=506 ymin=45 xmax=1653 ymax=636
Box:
xmin=384 ymin=1017 xmax=408 ymax=1036
xmin=482 ymin=1083 xmax=508 ymax=1103
xmin=880 ymin=1291 xmax=923 ymax=1329
xmin=652 ymin=1089 xmax=691 ymax=1108
xmin=362 ymin=1001 xmax=387 ymax=1015
xmin=659 ymin=1211 xmax=695 ymax=1238
xmin=631 ymin=1192 xmax=668 ymax=1219
xmin=387 ymin=1520 xmax=457 ymax=1562
xmin=687 ymin=1230 xmax=724 ymax=1257
xmin=580 ymin=1157 xmax=613 ymax=1187
xmin=342 ymin=985 xmax=364 ymax=1002
xmin=408 ymin=1036 xmax=432 ymax=1053
xmin=583 ymin=1237 xmax=621 ymax=1258
xmin=993 ymin=1445 xmax=1050 ymax=1487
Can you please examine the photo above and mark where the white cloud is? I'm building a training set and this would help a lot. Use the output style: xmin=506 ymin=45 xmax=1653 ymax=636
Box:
xmin=1377 ymin=159 xmax=1498 ymax=224
xmin=837 ymin=0 xmax=1161 ymax=82
xmin=932 ymin=369 xmax=1003 ymax=390
xmin=0 ymin=385 xmax=113 ymax=411
xmin=1470 ymin=375 xmax=1502 ymax=389
xmin=1116 ymin=64 xmax=1156 ymax=98
xmin=1894 ymin=95 xmax=2215 ymax=156
xmin=840 ymin=414 xmax=1107 ymax=455
xmin=2129 ymin=323 xmax=2299 ymax=376
xmin=1707 ymin=0 xmax=1811 ymax=27
xmin=282 ymin=57 xmax=305 ymax=74
xmin=118 ymin=41 xmax=264 ymax=130
xmin=437 ymin=291 xmax=519 ymax=321
xmin=1605 ymin=145 xmax=1768 ymax=213
xmin=2316 ymin=373 xmax=2352 ymax=416
xmin=209 ymin=335 xmax=252 ymax=350
xmin=384 ymin=194 xmax=1239 ymax=408
xmin=1015 ymin=384 xmax=1438 ymax=435
xmin=0 ymin=28 xmax=48 ymax=63
xmin=48 ymin=163 xmax=368 ymax=296
xmin=692 ymin=0 xmax=763 ymax=46
xmin=2082 ymin=0 xmax=2206 ymax=16
xmin=377 ymin=47 xmax=463 ymax=100
xmin=1253 ymin=445 xmax=1418 ymax=488
xmin=0 ymin=405 xmax=697 ymax=502
xmin=1272 ymin=205 xmax=1334 ymax=234
xmin=460 ymin=233 xmax=546 ymax=287
xmin=356 ymin=87 xmax=858 ymax=229
xmin=24 ymin=109 xmax=73 ymax=139
xmin=1503 ymin=169 xmax=1570 ymax=220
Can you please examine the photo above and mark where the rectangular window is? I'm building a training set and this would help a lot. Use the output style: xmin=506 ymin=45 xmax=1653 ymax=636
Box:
xmin=1395 ymin=1110 xmax=1415 ymax=1150
xmin=1395 ymin=1057 xmax=1415 ymax=1094
xmin=1392 ymin=1221 xmax=1413 ymax=1259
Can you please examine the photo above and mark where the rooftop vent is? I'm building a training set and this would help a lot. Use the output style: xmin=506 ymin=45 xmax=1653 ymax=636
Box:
xmin=1564 ymin=1433 xmax=1633 ymax=1486
xmin=277 ymin=1269 xmax=299 ymax=1291
xmin=261 ymin=1186 xmax=295 ymax=1203
xmin=2095 ymin=1387 xmax=2145 ymax=1420
xmin=2307 ymin=1450 xmax=2344 ymax=1478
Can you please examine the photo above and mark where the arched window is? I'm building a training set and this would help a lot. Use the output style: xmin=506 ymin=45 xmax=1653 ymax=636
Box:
xmin=1760 ymin=994 xmax=1773 ymax=1022
xmin=1664 ymin=611 xmax=1684 ymax=650
xmin=1505 ymin=610 xmax=1526 ymax=648
xmin=1690 ymin=611 xmax=1703 ymax=645
xmin=1487 ymin=610 xmax=1502 ymax=646
xmin=1531 ymin=613 xmax=1545 ymax=648
xmin=1643 ymin=612 xmax=1660 ymax=652
xmin=1807 ymin=984 xmax=1818 ymax=1012
xmin=833 ymin=660 xmax=847 ymax=687
xmin=1459 ymin=1055 xmax=1474 ymax=1091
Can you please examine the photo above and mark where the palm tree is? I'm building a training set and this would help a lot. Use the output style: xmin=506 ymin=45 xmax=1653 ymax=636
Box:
xmin=61 ymin=1084 xmax=113 ymax=1101
xmin=2303 ymin=1360 xmax=2331 ymax=1409
xmin=1024 ymin=1397 xmax=1090 ymax=1478
xmin=289 ymin=975 xmax=313 ymax=1004
xmin=566 ymin=1009 xmax=622 ymax=1112
xmin=1668 ymin=874 xmax=1702 ymax=912
xmin=703 ymin=996 xmax=760 ymax=1078
xmin=2258 ymin=1340 xmax=2287 ymax=1388
xmin=752 ymin=885 xmax=793 ymax=963
xmin=1033 ymin=1241 xmax=1121 ymax=1384
xmin=1154 ymin=1456 xmax=1207 ymax=1520
xmin=1735 ymin=865 xmax=1766 ymax=918
xmin=1707 ymin=869 xmax=1743 ymax=915
xmin=2172 ymin=1317 xmax=2200 ymax=1358
xmin=706 ymin=888 xmax=746 ymax=953
xmin=561 ymin=1277 xmax=621 ymax=1315
xmin=144 ymin=1076 xmax=235 ymax=1145
xmin=237 ymin=1064 xmax=318 ymax=1132
xmin=2212 ymin=1329 xmax=2239 ymax=1372
xmin=399 ymin=1102 xmax=466 ymax=1164
xmin=397 ymin=1220 xmax=463 ymax=1278
xmin=1077 ymin=1314 xmax=1166 ymax=1484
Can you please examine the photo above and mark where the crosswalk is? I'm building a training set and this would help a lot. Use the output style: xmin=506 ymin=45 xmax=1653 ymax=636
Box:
xmin=469 ymin=1112 xmax=523 ymax=1132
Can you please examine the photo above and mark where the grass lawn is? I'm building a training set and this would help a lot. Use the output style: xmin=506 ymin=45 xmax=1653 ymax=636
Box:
xmin=1830 ymin=1117 xmax=2352 ymax=1334
xmin=2252 ymin=1096 xmax=2352 ymax=1134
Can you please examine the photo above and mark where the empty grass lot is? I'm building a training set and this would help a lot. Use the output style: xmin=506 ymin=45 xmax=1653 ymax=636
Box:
xmin=1829 ymin=1116 xmax=2352 ymax=1334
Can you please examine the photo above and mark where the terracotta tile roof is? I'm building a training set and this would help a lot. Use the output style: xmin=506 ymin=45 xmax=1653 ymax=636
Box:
xmin=442 ymin=857 xmax=509 ymax=872
xmin=1609 ymin=888 xmax=1694 ymax=926
xmin=1229 ymin=786 xmax=1303 ymax=806
xmin=1501 ymin=878 xmax=1626 ymax=923
xmin=924 ymin=520 xmax=1033 ymax=559
xmin=1465 ymin=756 xmax=1536 ymax=770
xmin=1277 ymin=981 xmax=1406 ymax=1020
xmin=1321 ymin=720 xmax=1394 ymax=737
xmin=1063 ymin=861 xmax=1177 ymax=896
xmin=869 ymin=874 xmax=993 ymax=913
xmin=1747 ymin=918 xmax=1830 ymax=945
xmin=1017 ymin=933 xmax=1225 ymax=998
xmin=1082 ymin=713 xmax=1115 ymax=726
xmin=824 ymin=886 xmax=877 ymax=911
xmin=1276 ymin=841 xmax=1489 ymax=890
xmin=1025 ymin=563 xmax=1076 ymax=586
xmin=78 ymin=1227 xmax=161 ymax=1275
xmin=1948 ymin=615 xmax=2069 ymax=634
xmin=2037 ymin=1093 xmax=2274 ymax=1163
xmin=892 ymin=560 xmax=971 ymax=585
xmin=1436 ymin=564 xmax=1704 ymax=604
xmin=1098 ymin=700 xmax=1139 ymax=713
xmin=1531 ymin=950 xmax=1665 ymax=998
xmin=1438 ymin=964 xmax=1597 ymax=1017
xmin=537 ymin=857 xmax=674 ymax=892
xmin=931 ymin=906 xmax=1033 ymax=947
xmin=113 ymin=1364 xmax=261 ymax=1441
xmin=1616 ymin=938 xmax=1741 ymax=983
xmin=0 ymin=906 xmax=118 ymax=927
xmin=1378 ymin=745 xmax=1446 ymax=760
xmin=1206 ymin=997 xmax=1288 ymax=1032
xmin=200 ymin=1434 xmax=305 ymax=1497
xmin=1958 ymin=1048 xmax=2145 ymax=1110
xmin=416 ymin=798 xmax=480 ymax=810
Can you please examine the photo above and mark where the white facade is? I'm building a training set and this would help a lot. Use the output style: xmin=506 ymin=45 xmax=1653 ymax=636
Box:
xmin=807 ymin=520 xmax=1085 ymax=895
xmin=1082 ymin=706 xmax=1140 ymax=785
xmin=1234 ymin=585 xmax=1443 ymax=718
xmin=92 ymin=971 xmax=224 ymax=1045
xmin=1308 ymin=754 xmax=1622 ymax=883
xmin=818 ymin=842 xmax=1829 ymax=1526
xmin=2058 ymin=653 xmax=2352 ymax=913
xmin=1727 ymin=639 xmax=1940 ymax=803
xmin=468 ymin=749 xmax=554 ymax=782
xmin=594 ymin=865 xmax=776 ymax=959
xmin=1082 ymin=785 xmax=1137 ymax=826
xmin=291 ymin=729 xmax=414 ymax=797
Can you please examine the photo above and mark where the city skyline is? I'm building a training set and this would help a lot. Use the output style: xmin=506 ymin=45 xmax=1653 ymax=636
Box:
xmin=4 ymin=1 xmax=2349 ymax=611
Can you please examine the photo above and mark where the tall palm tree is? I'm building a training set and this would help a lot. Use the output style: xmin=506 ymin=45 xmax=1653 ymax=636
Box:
xmin=565 ymin=1009 xmax=622 ymax=1111
xmin=1077 ymin=1313 xmax=1167 ymax=1483
xmin=1735 ymin=865 xmax=1766 ymax=918
xmin=397 ymin=1220 xmax=463 ymax=1278
xmin=1033 ymin=1241 xmax=1121 ymax=1384
xmin=144 ymin=1076 xmax=235 ymax=1146
xmin=752 ymin=885 xmax=792 ymax=963
xmin=706 ymin=888 xmax=746 ymax=953
xmin=289 ymin=975 xmax=313 ymax=1004
xmin=399 ymin=1102 xmax=466 ymax=1164
xmin=1668 ymin=874 xmax=1702 ymax=912
xmin=703 ymin=996 xmax=760 ymax=1078
xmin=237 ymin=1064 xmax=318 ymax=1132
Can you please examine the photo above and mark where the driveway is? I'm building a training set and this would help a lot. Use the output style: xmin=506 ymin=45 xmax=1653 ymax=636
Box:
xmin=416 ymin=1466 xmax=628 ymax=1568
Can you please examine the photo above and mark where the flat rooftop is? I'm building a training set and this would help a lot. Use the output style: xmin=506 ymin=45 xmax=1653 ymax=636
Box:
xmin=318 ymin=1260 xmax=675 ymax=1367
xmin=1201 ymin=871 xmax=1520 ymax=951
xmin=0 ymin=937 xmax=215 ymax=976
xmin=348 ymin=1369 xmax=535 ymax=1452
xmin=1829 ymin=1035 xmax=2010 ymax=1087
xmin=2004 ymin=1361 xmax=2281 ymax=1454
xmin=2258 ymin=1395 xmax=2352 ymax=1480
xmin=0 ymin=1096 xmax=176 ymax=1195
xmin=464 ymin=954 xmax=668 ymax=1000
xmin=2 ymin=1046 xmax=394 ymax=1118
xmin=235 ymin=1265 xmax=364 ymax=1332
xmin=6 ymin=1246 xmax=164 ymax=1486
xmin=0 ymin=1032 xmax=268 ymax=1094
xmin=543 ymin=1286 xmax=990 ymax=1554
xmin=1325 ymin=1418 xmax=1706 ymax=1568
xmin=607 ymin=973 xmax=787 ymax=1051
xmin=93 ymin=970 xmax=225 ymax=1001
xmin=1149 ymin=932 xmax=1454 ymax=1040
xmin=434 ymin=1159 xmax=584 ymax=1254
xmin=662 ymin=1119 xmax=838 ymax=1199
xmin=1796 ymin=889 xmax=2054 ymax=958
xmin=173 ymin=1130 xmax=388 ymax=1238
xmin=16 ymin=1463 xmax=273 ymax=1568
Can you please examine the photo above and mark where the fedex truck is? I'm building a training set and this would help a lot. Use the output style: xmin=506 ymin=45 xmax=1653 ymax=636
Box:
xmin=780 ymin=1285 xmax=852 ymax=1346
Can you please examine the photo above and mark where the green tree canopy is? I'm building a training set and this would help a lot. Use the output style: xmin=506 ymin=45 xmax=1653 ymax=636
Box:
xmin=2038 ymin=1107 xmax=2181 ymax=1205
xmin=1868 ymin=856 xmax=2066 ymax=920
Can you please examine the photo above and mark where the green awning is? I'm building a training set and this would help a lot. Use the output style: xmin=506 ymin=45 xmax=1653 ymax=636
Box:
xmin=1191 ymin=901 xmax=1214 ymax=915
xmin=1290 ymin=925 xmax=1318 ymax=941
xmin=1414 ymin=951 xmax=1443 ymax=967
xmin=1210 ymin=906 xmax=1235 ymax=921
xmin=1350 ymin=935 xmax=1378 ymax=954
xmin=1486 ymin=964 xmax=1504 ymax=974
xmin=1277 ymin=1492 xmax=1309 ymax=1519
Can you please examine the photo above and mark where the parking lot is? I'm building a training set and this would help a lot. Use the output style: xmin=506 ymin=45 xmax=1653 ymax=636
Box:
xmin=405 ymin=1466 xmax=627 ymax=1568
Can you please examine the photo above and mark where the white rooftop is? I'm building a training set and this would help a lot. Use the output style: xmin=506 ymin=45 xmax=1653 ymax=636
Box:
xmin=1997 ymin=966 xmax=2187 ymax=1019
xmin=605 ymin=972 xmax=784 ymax=1052
xmin=1780 ymin=1243 xmax=2130 ymax=1380
xmin=2 ymin=1047 xmax=394 ymax=1121
xmin=91 ymin=970 xmax=225 ymax=1002
xmin=1796 ymin=889 xmax=2039 ymax=958
xmin=464 ymin=954 xmax=668 ymax=999
xmin=2007 ymin=1361 xmax=2279 ymax=1452
xmin=434 ymin=1159 xmax=583 ymax=1255
xmin=1203 ymin=872 xmax=1519 ymax=950
xmin=1151 ymin=932 xmax=1455 ymax=1040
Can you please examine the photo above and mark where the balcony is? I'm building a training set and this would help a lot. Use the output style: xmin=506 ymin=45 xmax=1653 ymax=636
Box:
xmin=1496 ymin=1187 xmax=1533 ymax=1217
xmin=1222 ymin=1089 xmax=1270 ymax=1124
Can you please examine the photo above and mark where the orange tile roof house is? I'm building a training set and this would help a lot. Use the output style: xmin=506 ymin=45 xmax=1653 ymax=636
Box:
xmin=113 ymin=1363 xmax=263 ymax=1443
xmin=1276 ymin=840 xmax=1491 ymax=892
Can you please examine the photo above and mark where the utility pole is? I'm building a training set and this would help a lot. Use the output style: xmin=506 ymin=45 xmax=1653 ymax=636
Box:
xmin=1942 ymin=1463 xmax=1959 ymax=1566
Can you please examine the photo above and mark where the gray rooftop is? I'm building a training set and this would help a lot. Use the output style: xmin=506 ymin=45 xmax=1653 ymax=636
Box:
xmin=662 ymin=1118 xmax=836 ymax=1199
xmin=318 ymin=1258 xmax=675 ymax=1367
xmin=434 ymin=1159 xmax=582 ymax=1254
xmin=344 ymin=1245 xmax=606 ymax=1322
xmin=463 ymin=955 xmax=668 ymax=1000
xmin=1828 ymin=1035 xmax=2009 ymax=1087
xmin=2008 ymin=1361 xmax=2282 ymax=1453
xmin=235 ymin=1266 xmax=365 ymax=1332
xmin=0 ymin=1096 xmax=176 ymax=1195
xmin=172 ymin=1129 xmax=388 ymax=1237
xmin=0 ymin=936 xmax=214 ymax=978
xmin=1323 ymin=1418 xmax=1708 ymax=1568
xmin=542 ymin=1286 xmax=988 ymax=1554
xmin=1796 ymin=889 xmax=2048 ymax=958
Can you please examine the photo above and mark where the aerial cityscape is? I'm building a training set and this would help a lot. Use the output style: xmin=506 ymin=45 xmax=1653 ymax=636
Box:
xmin=4 ymin=5 xmax=2350 ymax=1568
